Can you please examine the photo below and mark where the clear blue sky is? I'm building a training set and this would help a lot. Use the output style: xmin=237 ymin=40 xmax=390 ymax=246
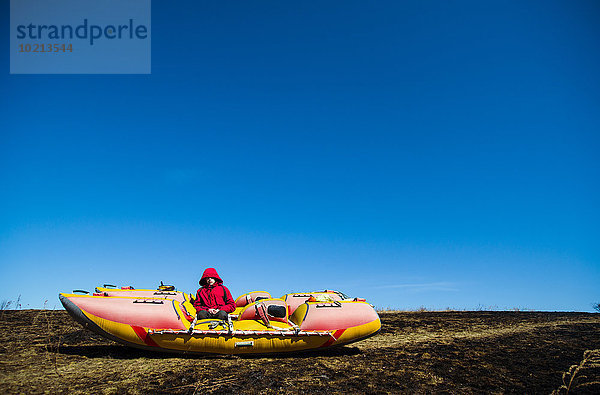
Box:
xmin=1 ymin=1 xmax=599 ymax=311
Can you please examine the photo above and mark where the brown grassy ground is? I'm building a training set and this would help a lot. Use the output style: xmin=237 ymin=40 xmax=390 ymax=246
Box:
xmin=0 ymin=309 xmax=599 ymax=394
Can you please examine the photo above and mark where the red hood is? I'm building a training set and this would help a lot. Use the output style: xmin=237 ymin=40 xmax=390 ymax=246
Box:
xmin=199 ymin=267 xmax=223 ymax=286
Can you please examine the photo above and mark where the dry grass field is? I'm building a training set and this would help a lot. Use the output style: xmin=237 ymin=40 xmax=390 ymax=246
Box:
xmin=1 ymin=309 xmax=599 ymax=394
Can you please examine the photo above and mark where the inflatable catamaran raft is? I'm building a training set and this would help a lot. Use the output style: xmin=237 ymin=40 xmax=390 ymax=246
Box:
xmin=59 ymin=284 xmax=381 ymax=355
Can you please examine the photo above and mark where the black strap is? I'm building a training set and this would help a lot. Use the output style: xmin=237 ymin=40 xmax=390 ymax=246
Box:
xmin=256 ymin=303 xmax=271 ymax=328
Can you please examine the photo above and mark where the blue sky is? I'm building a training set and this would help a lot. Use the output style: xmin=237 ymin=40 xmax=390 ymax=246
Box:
xmin=1 ymin=1 xmax=599 ymax=311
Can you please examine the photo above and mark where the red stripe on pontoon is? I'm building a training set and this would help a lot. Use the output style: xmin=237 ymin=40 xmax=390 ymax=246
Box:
xmin=320 ymin=328 xmax=346 ymax=348
xmin=132 ymin=325 xmax=159 ymax=347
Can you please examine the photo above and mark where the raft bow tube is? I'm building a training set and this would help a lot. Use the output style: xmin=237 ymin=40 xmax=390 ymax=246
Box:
xmin=94 ymin=286 xmax=190 ymax=304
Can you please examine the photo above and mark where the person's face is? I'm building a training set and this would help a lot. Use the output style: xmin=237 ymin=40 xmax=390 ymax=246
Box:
xmin=206 ymin=277 xmax=216 ymax=286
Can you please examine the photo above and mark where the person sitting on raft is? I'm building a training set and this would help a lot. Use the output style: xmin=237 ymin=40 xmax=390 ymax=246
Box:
xmin=193 ymin=268 xmax=236 ymax=321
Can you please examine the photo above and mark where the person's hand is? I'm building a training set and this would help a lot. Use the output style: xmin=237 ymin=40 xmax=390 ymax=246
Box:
xmin=208 ymin=308 xmax=218 ymax=315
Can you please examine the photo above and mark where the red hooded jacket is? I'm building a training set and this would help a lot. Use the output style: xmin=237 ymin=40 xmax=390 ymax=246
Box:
xmin=193 ymin=268 xmax=236 ymax=313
